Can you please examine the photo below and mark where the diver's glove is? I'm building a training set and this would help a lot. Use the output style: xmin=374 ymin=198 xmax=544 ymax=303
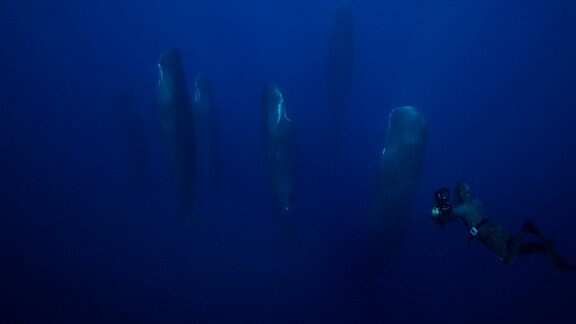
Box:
xmin=431 ymin=206 xmax=447 ymax=227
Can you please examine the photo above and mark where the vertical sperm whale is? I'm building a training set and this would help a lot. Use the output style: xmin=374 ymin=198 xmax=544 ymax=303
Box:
xmin=157 ymin=49 xmax=197 ymax=218
xmin=262 ymin=84 xmax=295 ymax=246
xmin=367 ymin=106 xmax=427 ymax=274
xmin=326 ymin=4 xmax=354 ymax=144
xmin=192 ymin=74 xmax=221 ymax=193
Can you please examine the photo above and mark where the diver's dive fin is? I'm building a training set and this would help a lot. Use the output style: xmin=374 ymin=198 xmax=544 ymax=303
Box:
xmin=522 ymin=220 xmax=545 ymax=239
xmin=517 ymin=242 xmax=547 ymax=255
xmin=544 ymin=240 xmax=576 ymax=271
xmin=552 ymin=258 xmax=576 ymax=271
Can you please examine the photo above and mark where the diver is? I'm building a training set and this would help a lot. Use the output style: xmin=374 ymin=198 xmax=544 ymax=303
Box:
xmin=431 ymin=180 xmax=575 ymax=270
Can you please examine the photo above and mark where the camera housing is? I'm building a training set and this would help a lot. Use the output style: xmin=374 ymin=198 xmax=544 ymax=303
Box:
xmin=434 ymin=188 xmax=452 ymax=216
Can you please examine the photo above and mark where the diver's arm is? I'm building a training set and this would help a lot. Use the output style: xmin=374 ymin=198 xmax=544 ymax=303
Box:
xmin=431 ymin=203 xmax=456 ymax=227
xmin=432 ymin=188 xmax=455 ymax=227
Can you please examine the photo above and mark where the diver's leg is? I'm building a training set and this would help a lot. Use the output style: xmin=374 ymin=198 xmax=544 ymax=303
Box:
xmin=506 ymin=226 xmax=549 ymax=262
xmin=522 ymin=220 xmax=546 ymax=240
xmin=509 ymin=221 xmax=575 ymax=270
xmin=512 ymin=221 xmax=533 ymax=247
xmin=504 ymin=235 xmax=520 ymax=264
xmin=505 ymin=222 xmax=540 ymax=264
xmin=512 ymin=221 xmax=547 ymax=254
xmin=517 ymin=242 xmax=546 ymax=254
xmin=522 ymin=221 xmax=575 ymax=270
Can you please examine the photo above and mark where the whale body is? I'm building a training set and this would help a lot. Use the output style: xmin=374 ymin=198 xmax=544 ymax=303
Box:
xmin=261 ymin=83 xmax=295 ymax=219
xmin=157 ymin=49 xmax=197 ymax=215
xmin=367 ymin=106 xmax=427 ymax=274
xmin=262 ymin=83 xmax=296 ymax=248
xmin=192 ymin=74 xmax=221 ymax=193
xmin=326 ymin=4 xmax=354 ymax=144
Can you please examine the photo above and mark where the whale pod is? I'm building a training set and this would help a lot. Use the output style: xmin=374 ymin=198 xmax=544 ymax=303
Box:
xmin=157 ymin=49 xmax=197 ymax=215
xmin=367 ymin=106 xmax=427 ymax=274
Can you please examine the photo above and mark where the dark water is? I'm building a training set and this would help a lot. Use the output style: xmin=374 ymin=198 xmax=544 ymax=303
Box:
xmin=2 ymin=0 xmax=575 ymax=322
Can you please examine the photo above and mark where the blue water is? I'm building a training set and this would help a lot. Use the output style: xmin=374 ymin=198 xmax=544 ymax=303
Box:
xmin=2 ymin=0 xmax=576 ymax=322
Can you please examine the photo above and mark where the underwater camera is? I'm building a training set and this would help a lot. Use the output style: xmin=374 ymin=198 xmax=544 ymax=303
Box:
xmin=434 ymin=188 xmax=452 ymax=215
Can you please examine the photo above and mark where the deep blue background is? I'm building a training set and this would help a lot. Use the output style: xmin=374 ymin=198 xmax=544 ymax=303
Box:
xmin=2 ymin=0 xmax=575 ymax=322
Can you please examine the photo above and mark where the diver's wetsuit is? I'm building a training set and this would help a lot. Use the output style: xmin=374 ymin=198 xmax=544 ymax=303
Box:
xmin=432 ymin=183 xmax=575 ymax=269
xmin=433 ymin=195 xmax=513 ymax=262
